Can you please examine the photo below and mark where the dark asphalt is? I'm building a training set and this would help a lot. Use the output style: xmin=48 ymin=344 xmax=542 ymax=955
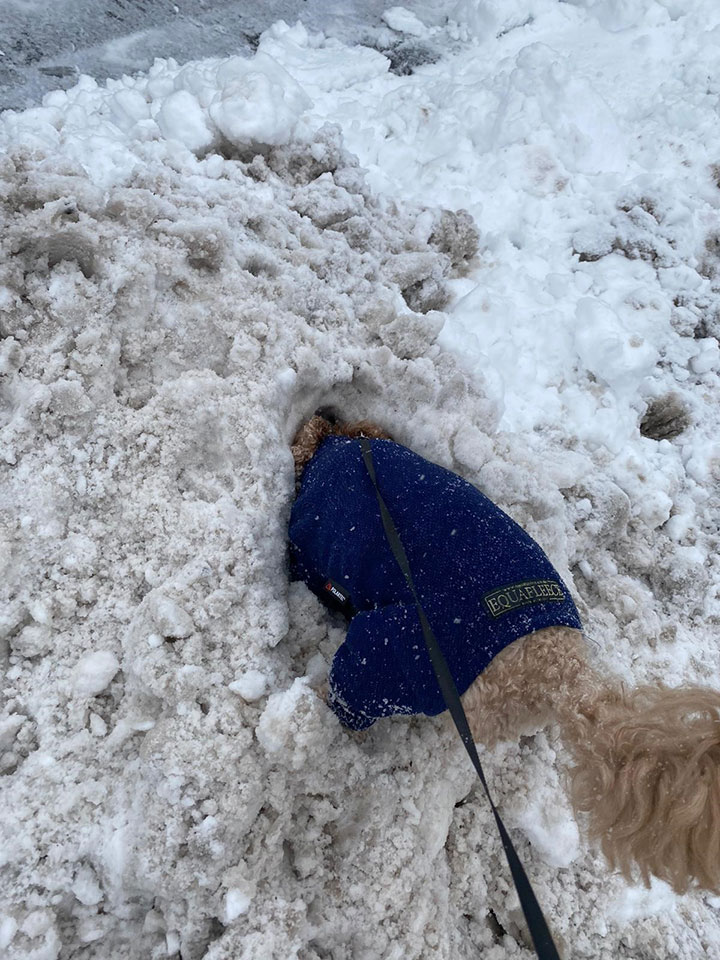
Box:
xmin=0 ymin=0 xmax=449 ymax=112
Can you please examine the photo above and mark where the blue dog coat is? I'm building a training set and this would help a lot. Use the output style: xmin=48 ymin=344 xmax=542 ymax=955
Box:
xmin=289 ymin=436 xmax=582 ymax=731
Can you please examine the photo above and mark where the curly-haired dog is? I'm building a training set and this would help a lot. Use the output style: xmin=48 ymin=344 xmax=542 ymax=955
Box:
xmin=289 ymin=414 xmax=720 ymax=894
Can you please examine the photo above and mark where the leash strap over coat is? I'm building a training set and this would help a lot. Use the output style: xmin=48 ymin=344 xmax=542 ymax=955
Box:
xmin=358 ymin=437 xmax=561 ymax=960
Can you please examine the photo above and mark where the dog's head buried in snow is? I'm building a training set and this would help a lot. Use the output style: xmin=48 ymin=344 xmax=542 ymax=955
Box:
xmin=289 ymin=414 xmax=720 ymax=896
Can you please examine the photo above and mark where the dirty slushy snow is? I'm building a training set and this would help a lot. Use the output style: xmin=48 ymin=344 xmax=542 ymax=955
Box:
xmin=2 ymin=2 xmax=720 ymax=958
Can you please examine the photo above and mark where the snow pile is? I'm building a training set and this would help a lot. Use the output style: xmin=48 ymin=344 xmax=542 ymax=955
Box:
xmin=0 ymin=69 xmax=489 ymax=960
xmin=2 ymin=2 xmax=720 ymax=958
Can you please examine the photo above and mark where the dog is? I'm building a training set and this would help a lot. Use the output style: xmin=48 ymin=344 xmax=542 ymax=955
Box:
xmin=289 ymin=414 xmax=720 ymax=895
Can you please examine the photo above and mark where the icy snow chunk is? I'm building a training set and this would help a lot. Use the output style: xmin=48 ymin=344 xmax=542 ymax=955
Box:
xmin=27 ymin=599 xmax=52 ymax=626
xmin=89 ymin=713 xmax=108 ymax=737
xmin=72 ymin=864 xmax=103 ymax=906
xmin=664 ymin=509 xmax=694 ymax=542
xmin=636 ymin=489 xmax=673 ymax=529
xmin=276 ymin=367 xmax=297 ymax=394
xmin=0 ymin=714 xmax=25 ymax=750
xmin=574 ymin=297 xmax=658 ymax=394
xmin=382 ymin=7 xmax=429 ymax=37
xmin=0 ymin=916 xmax=17 ymax=950
xmin=109 ymin=89 xmax=151 ymax=130
xmin=452 ymin=423 xmax=492 ymax=472
xmin=224 ymin=887 xmax=252 ymax=922
xmin=491 ymin=43 xmax=627 ymax=175
xmin=49 ymin=380 xmax=94 ymax=423
xmin=291 ymin=172 xmax=364 ymax=228
xmin=229 ymin=670 xmax=268 ymax=701
xmin=613 ymin=877 xmax=677 ymax=922
xmin=11 ymin=624 xmax=52 ymax=658
xmin=60 ymin=533 xmax=98 ymax=574
xmin=208 ymin=54 xmax=311 ymax=149
xmin=304 ymin=652 xmax=328 ymax=685
xmin=156 ymin=91 xmax=214 ymax=153
xmin=572 ymin=223 xmax=615 ymax=262
xmin=384 ymin=251 xmax=450 ymax=313
xmin=72 ymin=651 xmax=120 ymax=698
xmin=255 ymin=677 xmax=335 ymax=770
xmin=384 ymin=251 xmax=442 ymax=290
xmin=418 ymin=781 xmax=455 ymax=859
xmin=373 ymin=311 xmax=444 ymax=359
xmin=518 ymin=795 xmax=580 ymax=868
xmin=449 ymin=0 xmax=502 ymax=37
xmin=690 ymin=337 xmax=719 ymax=374
xmin=257 ymin=20 xmax=391 ymax=92
xmin=581 ymin=0 xmax=667 ymax=32
xmin=148 ymin=594 xmax=194 ymax=638
xmin=256 ymin=679 xmax=311 ymax=754
xmin=686 ymin=441 xmax=720 ymax=484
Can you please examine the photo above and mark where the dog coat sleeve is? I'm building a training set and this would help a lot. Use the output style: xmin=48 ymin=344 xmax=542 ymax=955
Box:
xmin=327 ymin=603 xmax=421 ymax=731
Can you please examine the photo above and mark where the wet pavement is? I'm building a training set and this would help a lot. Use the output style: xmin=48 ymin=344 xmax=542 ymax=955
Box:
xmin=1 ymin=0 xmax=440 ymax=111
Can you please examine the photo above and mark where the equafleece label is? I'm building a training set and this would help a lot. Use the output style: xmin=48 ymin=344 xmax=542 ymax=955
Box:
xmin=483 ymin=579 xmax=565 ymax=618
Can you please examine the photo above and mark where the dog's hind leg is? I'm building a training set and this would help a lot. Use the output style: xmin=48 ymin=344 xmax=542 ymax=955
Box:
xmin=457 ymin=625 xmax=597 ymax=747
xmin=460 ymin=626 xmax=720 ymax=891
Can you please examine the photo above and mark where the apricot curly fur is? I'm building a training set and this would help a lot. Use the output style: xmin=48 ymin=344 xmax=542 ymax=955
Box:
xmin=459 ymin=625 xmax=720 ymax=893
xmin=292 ymin=414 xmax=392 ymax=479
xmin=566 ymin=683 xmax=720 ymax=893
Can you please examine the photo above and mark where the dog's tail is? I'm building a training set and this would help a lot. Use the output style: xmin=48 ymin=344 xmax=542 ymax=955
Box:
xmin=564 ymin=683 xmax=720 ymax=893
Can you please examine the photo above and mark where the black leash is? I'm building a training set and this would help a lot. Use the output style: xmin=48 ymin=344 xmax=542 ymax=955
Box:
xmin=359 ymin=437 xmax=561 ymax=960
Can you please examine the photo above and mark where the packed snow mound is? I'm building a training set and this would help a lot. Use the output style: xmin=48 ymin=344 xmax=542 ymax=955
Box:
xmin=0 ymin=113 xmax=493 ymax=959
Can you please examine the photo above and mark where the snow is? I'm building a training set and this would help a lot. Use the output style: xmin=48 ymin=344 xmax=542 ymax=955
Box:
xmin=207 ymin=54 xmax=311 ymax=148
xmin=1 ymin=1 xmax=720 ymax=958
xmin=382 ymin=6 xmax=430 ymax=37
xmin=224 ymin=887 xmax=252 ymax=922
xmin=72 ymin=651 xmax=121 ymax=698
xmin=148 ymin=594 xmax=195 ymax=639
xmin=612 ymin=877 xmax=678 ymax=924
xmin=157 ymin=91 xmax=214 ymax=153
xmin=229 ymin=669 xmax=268 ymax=701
